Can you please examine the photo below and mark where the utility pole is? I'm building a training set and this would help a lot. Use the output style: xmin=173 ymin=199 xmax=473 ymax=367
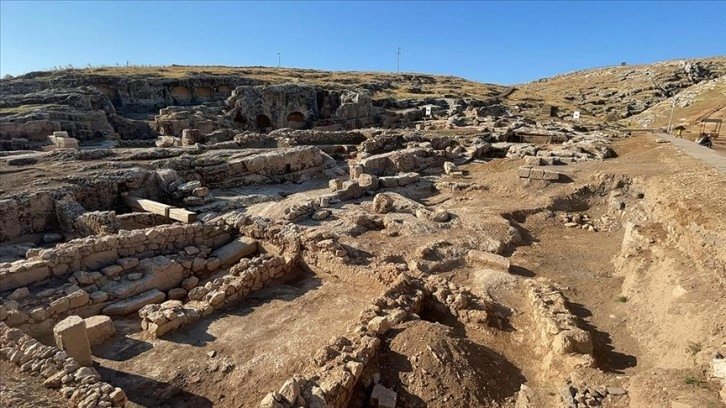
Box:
xmin=277 ymin=53 xmax=281 ymax=68
xmin=396 ymin=47 xmax=401 ymax=73
xmin=667 ymin=98 xmax=677 ymax=134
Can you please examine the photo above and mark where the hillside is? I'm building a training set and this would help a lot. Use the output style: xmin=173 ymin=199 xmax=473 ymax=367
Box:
xmin=3 ymin=65 xmax=510 ymax=104
xmin=1 ymin=56 xmax=725 ymax=150
xmin=508 ymin=56 xmax=726 ymax=122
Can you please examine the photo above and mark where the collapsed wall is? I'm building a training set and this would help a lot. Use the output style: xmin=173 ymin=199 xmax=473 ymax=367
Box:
xmin=0 ymin=323 xmax=128 ymax=407
xmin=0 ymin=167 xmax=158 ymax=243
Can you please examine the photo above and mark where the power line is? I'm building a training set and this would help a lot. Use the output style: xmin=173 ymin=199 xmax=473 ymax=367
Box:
xmin=277 ymin=53 xmax=280 ymax=68
xmin=396 ymin=47 xmax=401 ymax=73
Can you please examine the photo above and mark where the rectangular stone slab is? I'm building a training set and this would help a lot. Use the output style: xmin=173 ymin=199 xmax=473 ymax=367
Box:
xmin=126 ymin=196 xmax=197 ymax=223
xmin=212 ymin=237 xmax=258 ymax=266
xmin=102 ymin=289 xmax=165 ymax=316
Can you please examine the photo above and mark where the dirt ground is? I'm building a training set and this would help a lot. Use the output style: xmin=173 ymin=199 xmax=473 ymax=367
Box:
xmin=92 ymin=269 xmax=383 ymax=408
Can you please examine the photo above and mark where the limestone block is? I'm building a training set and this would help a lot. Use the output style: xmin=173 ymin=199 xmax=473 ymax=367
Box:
xmin=55 ymin=137 xmax=80 ymax=149
xmin=530 ymin=168 xmax=546 ymax=180
xmin=525 ymin=156 xmax=543 ymax=166
xmin=101 ymin=264 xmax=124 ymax=277
xmin=192 ymin=187 xmax=209 ymax=197
xmin=110 ymin=388 xmax=127 ymax=406
xmin=66 ymin=290 xmax=90 ymax=309
xmin=89 ymin=291 xmax=109 ymax=303
xmin=182 ymin=276 xmax=199 ymax=290
xmin=8 ymin=287 xmax=30 ymax=301
xmin=279 ymin=378 xmax=301 ymax=404
xmin=104 ymin=256 xmax=185 ymax=299
xmin=552 ymin=328 xmax=593 ymax=355
xmin=29 ymin=307 xmax=47 ymax=321
xmin=542 ymin=170 xmax=561 ymax=181
xmin=312 ymin=210 xmax=331 ymax=221
xmin=208 ymin=291 xmax=225 ymax=307
xmin=518 ymin=166 xmax=532 ymax=178
xmin=212 ymin=237 xmax=258 ymax=266
xmin=2 ymin=262 xmax=51 ymax=292
xmin=6 ymin=310 xmax=28 ymax=326
xmin=371 ymin=384 xmax=397 ymax=408
xmin=81 ymin=250 xmax=118 ymax=270
xmin=336 ymin=180 xmax=365 ymax=200
xmin=372 ymin=194 xmax=394 ymax=214
xmin=84 ymin=315 xmax=115 ymax=346
xmin=102 ymin=289 xmax=165 ymax=316
xmin=49 ymin=297 xmax=70 ymax=315
xmin=358 ymin=173 xmax=379 ymax=190
xmin=379 ymin=177 xmax=399 ymax=188
xmin=329 ymin=178 xmax=343 ymax=192
xmin=367 ymin=316 xmax=391 ymax=335
xmin=260 ymin=392 xmax=286 ymax=408
xmin=53 ymin=316 xmax=93 ymax=367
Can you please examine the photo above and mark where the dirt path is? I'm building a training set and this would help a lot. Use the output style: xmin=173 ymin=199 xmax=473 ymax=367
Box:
xmin=656 ymin=131 xmax=726 ymax=172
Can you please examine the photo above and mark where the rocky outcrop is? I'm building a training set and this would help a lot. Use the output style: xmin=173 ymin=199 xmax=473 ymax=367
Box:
xmin=226 ymin=83 xmax=377 ymax=132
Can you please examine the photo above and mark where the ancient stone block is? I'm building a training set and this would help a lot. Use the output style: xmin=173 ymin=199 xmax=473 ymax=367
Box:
xmin=8 ymin=287 xmax=30 ymax=301
xmin=101 ymin=264 xmax=124 ymax=277
xmin=443 ymin=161 xmax=458 ymax=174
xmin=49 ymin=297 xmax=70 ymax=315
xmin=379 ymin=177 xmax=399 ymax=188
xmin=102 ymin=289 xmax=166 ymax=316
xmin=553 ymin=328 xmax=593 ymax=355
xmin=358 ymin=173 xmax=379 ymax=190
xmin=543 ymin=170 xmax=561 ymax=181
xmin=371 ymin=384 xmax=397 ymax=408
xmin=367 ymin=316 xmax=391 ymax=334
xmin=84 ymin=315 xmax=115 ymax=346
xmin=2 ymin=263 xmax=51 ymax=292
xmin=66 ymin=290 xmax=90 ymax=309
xmin=212 ymin=237 xmax=258 ymax=266
xmin=530 ymin=168 xmax=546 ymax=180
xmin=53 ymin=315 xmax=93 ymax=367
xmin=518 ymin=166 xmax=532 ymax=178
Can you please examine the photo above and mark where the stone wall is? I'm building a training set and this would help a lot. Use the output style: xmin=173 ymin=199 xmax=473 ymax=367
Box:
xmin=359 ymin=147 xmax=446 ymax=176
xmin=184 ymin=146 xmax=329 ymax=189
xmin=274 ymin=129 xmax=367 ymax=146
xmin=139 ymin=253 xmax=296 ymax=338
xmin=259 ymin=264 xmax=492 ymax=408
xmin=0 ymin=323 xmax=127 ymax=407
xmin=526 ymin=279 xmax=595 ymax=371
xmin=0 ymin=223 xmax=231 ymax=292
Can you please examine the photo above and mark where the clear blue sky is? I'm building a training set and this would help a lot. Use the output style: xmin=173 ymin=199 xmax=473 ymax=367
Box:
xmin=1 ymin=1 xmax=724 ymax=85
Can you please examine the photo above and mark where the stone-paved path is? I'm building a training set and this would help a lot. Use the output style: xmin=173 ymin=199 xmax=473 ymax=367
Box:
xmin=654 ymin=132 xmax=726 ymax=174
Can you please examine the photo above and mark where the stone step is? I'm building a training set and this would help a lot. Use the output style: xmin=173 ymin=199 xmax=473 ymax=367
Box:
xmin=212 ymin=236 xmax=258 ymax=266
xmin=102 ymin=289 xmax=165 ymax=316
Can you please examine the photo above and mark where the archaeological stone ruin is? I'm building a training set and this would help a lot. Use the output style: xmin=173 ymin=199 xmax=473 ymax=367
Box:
xmin=1 ymin=58 xmax=726 ymax=408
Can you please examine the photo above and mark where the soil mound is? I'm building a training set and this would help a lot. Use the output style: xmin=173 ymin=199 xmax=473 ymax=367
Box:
xmin=379 ymin=320 xmax=524 ymax=407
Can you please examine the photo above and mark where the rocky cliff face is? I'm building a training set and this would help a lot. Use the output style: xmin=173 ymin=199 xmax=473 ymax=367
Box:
xmin=226 ymin=84 xmax=377 ymax=132
xmin=0 ymin=73 xmax=382 ymax=149
xmin=0 ymin=74 xmax=265 ymax=148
